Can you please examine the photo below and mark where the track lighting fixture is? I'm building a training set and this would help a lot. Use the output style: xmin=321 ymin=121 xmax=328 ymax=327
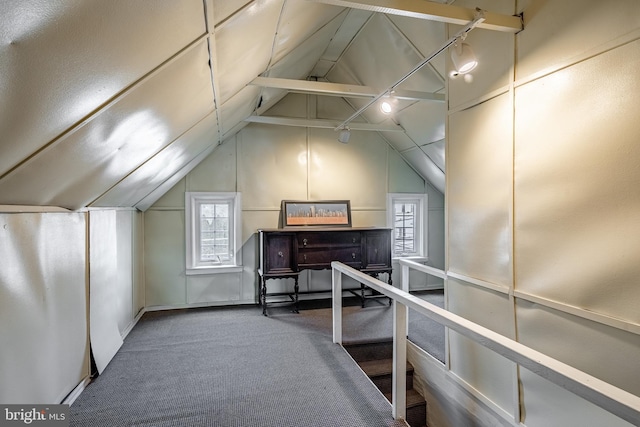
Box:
xmin=450 ymin=41 xmax=477 ymax=76
xmin=380 ymin=101 xmax=393 ymax=115
xmin=338 ymin=127 xmax=351 ymax=144
xmin=333 ymin=9 xmax=486 ymax=140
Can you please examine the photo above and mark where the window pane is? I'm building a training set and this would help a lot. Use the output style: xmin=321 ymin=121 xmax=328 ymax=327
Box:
xmin=199 ymin=202 xmax=232 ymax=263
xmin=394 ymin=201 xmax=418 ymax=255
xmin=187 ymin=192 xmax=241 ymax=271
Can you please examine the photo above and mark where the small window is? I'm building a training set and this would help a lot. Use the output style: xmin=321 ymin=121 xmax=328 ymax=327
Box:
xmin=186 ymin=192 xmax=242 ymax=274
xmin=387 ymin=193 xmax=427 ymax=259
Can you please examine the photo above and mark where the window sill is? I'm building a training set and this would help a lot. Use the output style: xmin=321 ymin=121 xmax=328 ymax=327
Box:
xmin=186 ymin=265 xmax=243 ymax=276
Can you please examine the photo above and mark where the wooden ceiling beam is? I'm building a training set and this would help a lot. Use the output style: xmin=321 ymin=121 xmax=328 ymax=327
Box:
xmin=244 ymin=115 xmax=404 ymax=132
xmin=307 ymin=0 xmax=523 ymax=33
xmin=250 ymin=77 xmax=444 ymax=102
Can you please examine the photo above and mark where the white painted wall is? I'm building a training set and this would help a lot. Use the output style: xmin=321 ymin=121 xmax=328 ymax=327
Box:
xmin=420 ymin=0 xmax=640 ymax=426
xmin=144 ymin=93 xmax=444 ymax=308
xmin=0 ymin=211 xmax=89 ymax=404
xmin=0 ymin=208 xmax=144 ymax=403
xmin=89 ymin=209 xmax=145 ymax=372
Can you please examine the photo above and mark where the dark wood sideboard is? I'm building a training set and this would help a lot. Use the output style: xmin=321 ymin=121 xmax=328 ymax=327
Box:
xmin=257 ymin=227 xmax=392 ymax=315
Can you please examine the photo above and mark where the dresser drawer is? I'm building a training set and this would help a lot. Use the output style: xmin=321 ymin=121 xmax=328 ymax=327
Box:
xmin=298 ymin=246 xmax=361 ymax=268
xmin=297 ymin=231 xmax=360 ymax=248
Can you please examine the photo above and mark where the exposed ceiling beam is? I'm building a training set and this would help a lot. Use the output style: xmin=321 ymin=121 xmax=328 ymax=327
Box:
xmin=306 ymin=0 xmax=523 ymax=33
xmin=204 ymin=0 xmax=223 ymax=143
xmin=245 ymin=115 xmax=404 ymax=132
xmin=250 ymin=77 xmax=445 ymax=102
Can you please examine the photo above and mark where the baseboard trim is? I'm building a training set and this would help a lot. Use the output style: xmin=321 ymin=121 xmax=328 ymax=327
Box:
xmin=143 ymin=300 xmax=257 ymax=312
xmin=63 ymin=376 xmax=91 ymax=406
xmin=411 ymin=286 xmax=445 ymax=292
xmin=120 ymin=309 xmax=146 ymax=340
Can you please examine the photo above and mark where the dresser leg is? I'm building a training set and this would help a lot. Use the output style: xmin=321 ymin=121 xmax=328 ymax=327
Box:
xmin=262 ymin=277 xmax=268 ymax=316
xmin=293 ymin=276 xmax=299 ymax=313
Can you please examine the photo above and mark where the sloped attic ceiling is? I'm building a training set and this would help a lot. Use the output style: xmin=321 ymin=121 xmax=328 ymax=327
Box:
xmin=0 ymin=0 xmax=521 ymax=210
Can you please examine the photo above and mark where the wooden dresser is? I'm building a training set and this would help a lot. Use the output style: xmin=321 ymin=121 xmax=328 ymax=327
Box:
xmin=257 ymin=227 xmax=392 ymax=315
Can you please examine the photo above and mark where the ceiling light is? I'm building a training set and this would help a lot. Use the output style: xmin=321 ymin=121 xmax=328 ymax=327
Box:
xmin=333 ymin=10 xmax=485 ymax=132
xmin=380 ymin=101 xmax=393 ymax=115
xmin=451 ymin=42 xmax=477 ymax=75
xmin=338 ymin=127 xmax=351 ymax=144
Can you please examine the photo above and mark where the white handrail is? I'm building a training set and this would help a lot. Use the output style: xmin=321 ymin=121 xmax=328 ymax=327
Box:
xmin=331 ymin=261 xmax=640 ymax=426
xmin=399 ymin=258 xmax=447 ymax=279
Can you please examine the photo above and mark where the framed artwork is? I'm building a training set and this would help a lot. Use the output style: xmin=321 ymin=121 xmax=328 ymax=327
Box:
xmin=282 ymin=200 xmax=352 ymax=227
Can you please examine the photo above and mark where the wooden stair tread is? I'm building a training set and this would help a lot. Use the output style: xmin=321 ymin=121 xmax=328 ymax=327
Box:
xmin=343 ymin=338 xmax=393 ymax=347
xmin=384 ymin=389 xmax=425 ymax=408
xmin=345 ymin=341 xmax=426 ymax=426
xmin=358 ymin=358 xmax=414 ymax=377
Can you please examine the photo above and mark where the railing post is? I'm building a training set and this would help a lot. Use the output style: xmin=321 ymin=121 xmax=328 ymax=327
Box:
xmin=392 ymin=300 xmax=407 ymax=421
xmin=401 ymin=263 xmax=410 ymax=293
xmin=332 ymin=265 xmax=342 ymax=344
xmin=401 ymin=263 xmax=410 ymax=334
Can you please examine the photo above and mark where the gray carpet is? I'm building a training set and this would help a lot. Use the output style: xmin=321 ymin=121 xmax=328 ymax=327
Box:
xmin=70 ymin=305 xmax=408 ymax=427
xmin=408 ymin=291 xmax=446 ymax=363
xmin=269 ymin=291 xmax=446 ymax=363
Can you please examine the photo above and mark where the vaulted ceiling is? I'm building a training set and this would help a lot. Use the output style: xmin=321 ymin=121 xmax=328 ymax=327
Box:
xmin=0 ymin=0 xmax=521 ymax=210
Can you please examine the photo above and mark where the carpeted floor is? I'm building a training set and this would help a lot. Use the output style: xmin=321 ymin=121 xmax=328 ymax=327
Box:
xmin=70 ymin=303 xmax=411 ymax=427
xmin=70 ymin=291 xmax=444 ymax=426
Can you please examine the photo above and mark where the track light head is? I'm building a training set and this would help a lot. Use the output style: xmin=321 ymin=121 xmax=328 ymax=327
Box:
xmin=451 ymin=42 xmax=477 ymax=75
xmin=338 ymin=128 xmax=351 ymax=144
xmin=380 ymin=101 xmax=393 ymax=115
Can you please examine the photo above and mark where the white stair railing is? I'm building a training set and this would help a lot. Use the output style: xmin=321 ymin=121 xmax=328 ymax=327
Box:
xmin=331 ymin=260 xmax=640 ymax=426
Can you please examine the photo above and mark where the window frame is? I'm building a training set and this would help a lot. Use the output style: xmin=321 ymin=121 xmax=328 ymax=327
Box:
xmin=387 ymin=193 xmax=427 ymax=260
xmin=185 ymin=192 xmax=242 ymax=275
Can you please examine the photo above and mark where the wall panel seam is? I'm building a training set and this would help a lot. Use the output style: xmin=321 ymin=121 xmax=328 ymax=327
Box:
xmin=513 ymin=290 xmax=640 ymax=336
xmin=513 ymin=28 xmax=640 ymax=90
xmin=0 ymin=35 xmax=209 ymax=182
xmin=447 ymin=30 xmax=640 ymax=116
xmin=447 ymin=271 xmax=510 ymax=295
xmin=447 ymin=84 xmax=510 ymax=115
xmin=444 ymin=274 xmax=640 ymax=336
xmin=446 ymin=368 xmax=519 ymax=426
